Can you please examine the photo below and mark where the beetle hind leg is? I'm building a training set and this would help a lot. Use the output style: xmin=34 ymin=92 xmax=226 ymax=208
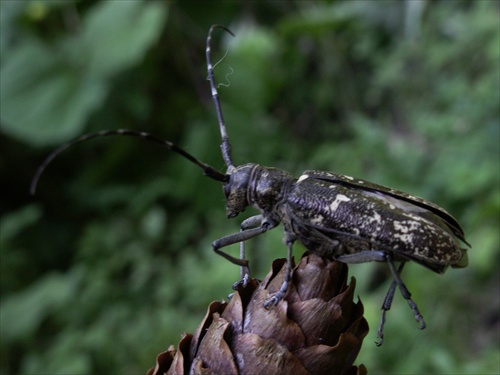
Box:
xmin=378 ymin=257 xmax=426 ymax=345
xmin=376 ymin=263 xmax=402 ymax=346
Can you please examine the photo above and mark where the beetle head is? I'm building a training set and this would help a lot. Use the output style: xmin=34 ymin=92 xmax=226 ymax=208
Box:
xmin=223 ymin=163 xmax=256 ymax=218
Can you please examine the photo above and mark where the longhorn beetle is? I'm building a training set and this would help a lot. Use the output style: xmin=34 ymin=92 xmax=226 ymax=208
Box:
xmin=31 ymin=25 xmax=470 ymax=345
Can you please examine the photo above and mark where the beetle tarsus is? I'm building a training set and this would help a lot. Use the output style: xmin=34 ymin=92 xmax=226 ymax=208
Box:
xmin=264 ymin=295 xmax=280 ymax=309
xmin=409 ymin=300 xmax=426 ymax=330
xmin=232 ymin=271 xmax=250 ymax=290
xmin=376 ymin=312 xmax=386 ymax=347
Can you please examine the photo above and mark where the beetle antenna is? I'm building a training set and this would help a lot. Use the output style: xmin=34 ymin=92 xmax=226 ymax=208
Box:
xmin=206 ymin=24 xmax=235 ymax=169
xmin=30 ymin=129 xmax=228 ymax=195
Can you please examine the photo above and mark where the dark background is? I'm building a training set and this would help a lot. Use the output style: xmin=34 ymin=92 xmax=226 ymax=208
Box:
xmin=1 ymin=1 xmax=498 ymax=374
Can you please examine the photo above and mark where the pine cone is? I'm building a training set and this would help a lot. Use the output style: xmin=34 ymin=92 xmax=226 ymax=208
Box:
xmin=147 ymin=254 xmax=368 ymax=375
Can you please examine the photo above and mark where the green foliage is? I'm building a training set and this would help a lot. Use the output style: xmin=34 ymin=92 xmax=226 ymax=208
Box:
xmin=1 ymin=1 xmax=498 ymax=374
xmin=1 ymin=0 xmax=167 ymax=145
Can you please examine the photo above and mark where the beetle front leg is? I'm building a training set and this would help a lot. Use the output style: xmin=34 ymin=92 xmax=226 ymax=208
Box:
xmin=212 ymin=218 xmax=277 ymax=285
xmin=237 ymin=215 xmax=264 ymax=282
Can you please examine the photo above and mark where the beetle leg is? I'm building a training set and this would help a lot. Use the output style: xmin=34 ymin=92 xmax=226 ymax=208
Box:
xmin=376 ymin=262 xmax=405 ymax=346
xmin=337 ymin=251 xmax=426 ymax=344
xmin=212 ymin=221 xmax=273 ymax=266
xmin=212 ymin=218 xmax=277 ymax=286
xmin=335 ymin=251 xmax=387 ymax=263
xmin=385 ymin=255 xmax=426 ymax=331
xmin=237 ymin=215 xmax=263 ymax=283
xmin=264 ymin=236 xmax=294 ymax=308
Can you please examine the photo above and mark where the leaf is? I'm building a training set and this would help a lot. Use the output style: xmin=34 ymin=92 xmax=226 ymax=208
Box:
xmin=76 ymin=0 xmax=168 ymax=77
xmin=0 ymin=271 xmax=81 ymax=341
xmin=0 ymin=204 xmax=42 ymax=246
xmin=0 ymin=1 xmax=168 ymax=146
xmin=0 ymin=38 xmax=108 ymax=145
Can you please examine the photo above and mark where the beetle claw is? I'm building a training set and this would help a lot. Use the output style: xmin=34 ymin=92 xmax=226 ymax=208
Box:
xmin=232 ymin=272 xmax=250 ymax=290
xmin=264 ymin=294 xmax=281 ymax=309
xmin=417 ymin=316 xmax=427 ymax=330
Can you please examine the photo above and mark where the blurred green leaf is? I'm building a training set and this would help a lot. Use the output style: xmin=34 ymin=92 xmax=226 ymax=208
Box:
xmin=77 ymin=0 xmax=167 ymax=77
xmin=0 ymin=1 xmax=167 ymax=146
xmin=1 ymin=270 xmax=81 ymax=341
xmin=0 ymin=37 xmax=108 ymax=145
xmin=0 ymin=204 xmax=42 ymax=245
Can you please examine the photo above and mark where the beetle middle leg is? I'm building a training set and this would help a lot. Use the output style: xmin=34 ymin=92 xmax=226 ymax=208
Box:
xmin=264 ymin=233 xmax=295 ymax=308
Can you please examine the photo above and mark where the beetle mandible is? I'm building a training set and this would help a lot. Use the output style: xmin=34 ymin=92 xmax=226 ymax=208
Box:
xmin=31 ymin=25 xmax=470 ymax=345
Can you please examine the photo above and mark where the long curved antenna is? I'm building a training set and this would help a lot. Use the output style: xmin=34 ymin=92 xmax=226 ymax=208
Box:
xmin=206 ymin=24 xmax=235 ymax=169
xmin=30 ymin=130 xmax=228 ymax=195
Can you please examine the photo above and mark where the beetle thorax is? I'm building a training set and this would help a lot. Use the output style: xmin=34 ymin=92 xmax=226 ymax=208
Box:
xmin=248 ymin=165 xmax=294 ymax=213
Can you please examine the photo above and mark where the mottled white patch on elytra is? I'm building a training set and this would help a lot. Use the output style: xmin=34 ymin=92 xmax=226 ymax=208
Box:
xmin=329 ymin=194 xmax=351 ymax=211
xmin=310 ymin=215 xmax=324 ymax=225
xmin=394 ymin=220 xmax=421 ymax=233
xmin=371 ymin=212 xmax=382 ymax=224
xmin=363 ymin=211 xmax=383 ymax=239
xmin=357 ymin=180 xmax=364 ymax=184
xmin=343 ymin=175 xmax=354 ymax=180
xmin=394 ymin=221 xmax=408 ymax=233
xmin=394 ymin=232 xmax=414 ymax=245
xmin=297 ymin=174 xmax=309 ymax=183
